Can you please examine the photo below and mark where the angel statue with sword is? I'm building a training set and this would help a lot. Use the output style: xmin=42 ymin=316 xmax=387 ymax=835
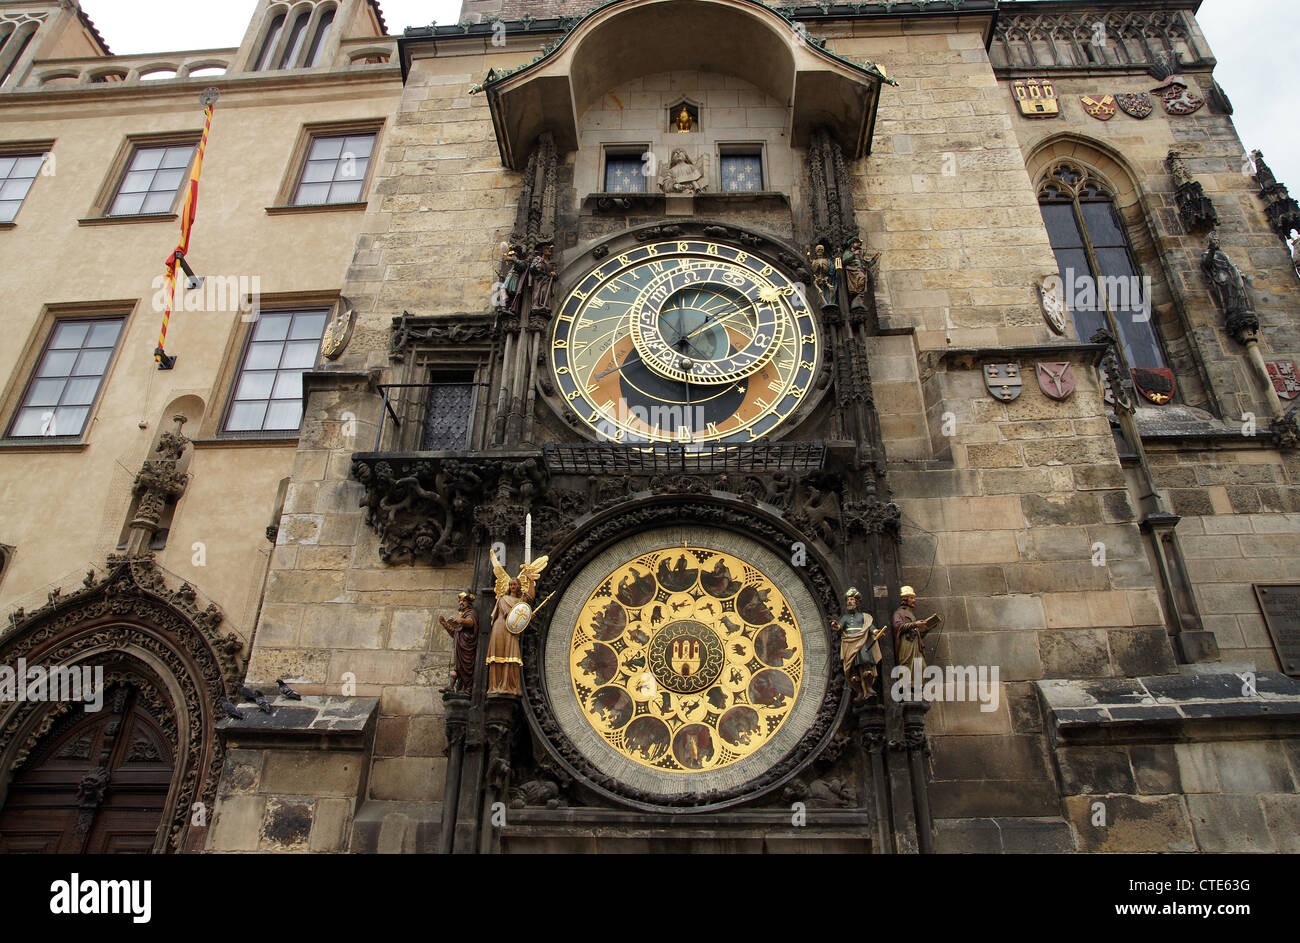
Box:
xmin=485 ymin=550 xmax=553 ymax=696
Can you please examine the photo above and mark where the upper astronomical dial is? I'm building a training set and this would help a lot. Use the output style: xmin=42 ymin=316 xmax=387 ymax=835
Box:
xmin=629 ymin=265 xmax=784 ymax=385
xmin=550 ymin=240 xmax=820 ymax=444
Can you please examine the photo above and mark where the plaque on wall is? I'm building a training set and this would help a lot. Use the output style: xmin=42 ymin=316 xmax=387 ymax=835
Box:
xmin=1254 ymin=584 xmax=1300 ymax=677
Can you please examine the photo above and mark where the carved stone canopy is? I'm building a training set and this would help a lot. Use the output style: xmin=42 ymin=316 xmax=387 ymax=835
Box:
xmin=467 ymin=0 xmax=890 ymax=168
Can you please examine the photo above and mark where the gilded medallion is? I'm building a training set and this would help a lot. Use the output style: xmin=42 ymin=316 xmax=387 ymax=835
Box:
xmin=566 ymin=545 xmax=804 ymax=773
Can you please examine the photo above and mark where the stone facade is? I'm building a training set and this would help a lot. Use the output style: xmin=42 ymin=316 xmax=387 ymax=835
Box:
xmin=1 ymin=0 xmax=1298 ymax=855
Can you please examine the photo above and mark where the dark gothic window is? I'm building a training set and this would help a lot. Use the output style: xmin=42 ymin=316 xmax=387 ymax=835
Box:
xmin=252 ymin=12 xmax=286 ymax=71
xmin=421 ymin=373 xmax=476 ymax=450
xmin=277 ymin=10 xmax=311 ymax=70
xmin=1038 ymin=163 xmax=1166 ymax=370
xmin=305 ymin=7 xmax=336 ymax=68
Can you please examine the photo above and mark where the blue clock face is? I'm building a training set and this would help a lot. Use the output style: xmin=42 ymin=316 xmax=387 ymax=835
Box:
xmin=550 ymin=240 xmax=820 ymax=444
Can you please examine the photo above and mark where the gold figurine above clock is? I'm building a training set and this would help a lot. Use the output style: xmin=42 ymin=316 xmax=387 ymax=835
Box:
xmin=550 ymin=240 xmax=821 ymax=444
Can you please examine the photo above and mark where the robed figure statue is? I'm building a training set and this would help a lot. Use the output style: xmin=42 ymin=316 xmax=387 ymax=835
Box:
xmin=830 ymin=587 xmax=886 ymax=699
xmin=439 ymin=591 xmax=479 ymax=694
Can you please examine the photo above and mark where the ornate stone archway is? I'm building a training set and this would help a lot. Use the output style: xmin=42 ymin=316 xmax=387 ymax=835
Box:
xmin=0 ymin=554 xmax=244 ymax=853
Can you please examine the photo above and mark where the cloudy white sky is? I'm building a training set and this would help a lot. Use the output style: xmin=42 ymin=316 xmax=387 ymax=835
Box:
xmin=79 ymin=0 xmax=1299 ymax=199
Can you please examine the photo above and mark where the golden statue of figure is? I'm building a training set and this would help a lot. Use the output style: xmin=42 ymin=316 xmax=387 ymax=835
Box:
xmin=676 ymin=105 xmax=695 ymax=132
xmin=486 ymin=550 xmax=550 ymax=696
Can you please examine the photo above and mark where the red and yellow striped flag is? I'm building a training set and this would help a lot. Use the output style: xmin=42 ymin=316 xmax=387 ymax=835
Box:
xmin=156 ymin=89 xmax=218 ymax=369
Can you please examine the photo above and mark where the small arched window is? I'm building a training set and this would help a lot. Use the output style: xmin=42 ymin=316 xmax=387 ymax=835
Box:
xmin=253 ymin=12 xmax=286 ymax=71
xmin=277 ymin=10 xmax=311 ymax=69
xmin=305 ymin=7 xmax=336 ymax=68
xmin=1038 ymin=163 xmax=1166 ymax=371
xmin=0 ymin=23 xmax=38 ymax=86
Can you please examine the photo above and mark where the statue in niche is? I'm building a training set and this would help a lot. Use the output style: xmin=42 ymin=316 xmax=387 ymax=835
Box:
xmin=527 ymin=243 xmax=557 ymax=315
xmin=658 ymin=148 xmax=708 ymax=194
xmin=841 ymin=238 xmax=875 ymax=311
xmin=497 ymin=244 xmax=528 ymax=315
xmin=486 ymin=551 xmax=550 ymax=697
xmin=675 ymin=105 xmax=696 ymax=133
xmin=808 ymin=244 xmax=839 ymax=311
xmin=830 ymin=587 xmax=886 ymax=700
xmin=893 ymin=585 xmax=942 ymax=695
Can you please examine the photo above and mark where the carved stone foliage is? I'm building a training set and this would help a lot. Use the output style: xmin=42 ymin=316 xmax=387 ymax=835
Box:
xmin=519 ymin=498 xmax=848 ymax=812
xmin=132 ymin=415 xmax=191 ymax=534
xmin=388 ymin=311 xmax=497 ymax=363
xmin=806 ymin=126 xmax=858 ymax=251
xmin=1166 ymin=150 xmax=1217 ymax=233
xmin=0 ymin=554 xmax=240 ymax=852
xmin=353 ymin=450 xmax=903 ymax=567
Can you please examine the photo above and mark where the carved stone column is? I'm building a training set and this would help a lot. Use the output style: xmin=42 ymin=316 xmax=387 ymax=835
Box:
xmin=438 ymin=691 xmax=470 ymax=855
xmin=478 ymin=695 xmax=517 ymax=855
xmin=854 ymin=701 xmax=891 ymax=854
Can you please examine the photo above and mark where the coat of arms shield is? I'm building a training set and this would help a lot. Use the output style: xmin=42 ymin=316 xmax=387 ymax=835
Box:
xmin=1115 ymin=92 xmax=1153 ymax=119
xmin=1152 ymin=79 xmax=1205 ymax=116
xmin=1267 ymin=361 xmax=1300 ymax=401
xmin=1133 ymin=367 xmax=1176 ymax=405
xmin=1012 ymin=78 xmax=1059 ymax=117
xmin=984 ymin=363 xmax=1023 ymax=401
xmin=1035 ymin=362 xmax=1075 ymax=401
xmin=1080 ymin=94 xmax=1117 ymax=120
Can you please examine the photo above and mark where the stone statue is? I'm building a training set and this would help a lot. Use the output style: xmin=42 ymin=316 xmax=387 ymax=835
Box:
xmin=1251 ymin=149 xmax=1278 ymax=192
xmin=808 ymin=243 xmax=839 ymax=310
xmin=486 ymin=551 xmax=550 ymax=696
xmin=841 ymin=238 xmax=873 ymax=310
xmin=675 ymin=105 xmax=695 ymax=133
xmin=527 ymin=243 xmax=557 ymax=315
xmin=893 ymin=585 xmax=941 ymax=694
xmin=658 ymin=148 xmax=708 ymax=194
xmin=1200 ymin=231 xmax=1258 ymax=342
xmin=498 ymin=244 xmax=527 ymax=315
xmin=830 ymin=587 xmax=886 ymax=699
xmin=439 ymin=591 xmax=479 ymax=694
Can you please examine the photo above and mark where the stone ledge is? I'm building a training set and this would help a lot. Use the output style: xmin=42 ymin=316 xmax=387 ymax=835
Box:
xmin=216 ymin=695 xmax=380 ymax=750
xmin=934 ymin=816 xmax=1076 ymax=854
xmin=1036 ymin=672 xmax=1300 ymax=744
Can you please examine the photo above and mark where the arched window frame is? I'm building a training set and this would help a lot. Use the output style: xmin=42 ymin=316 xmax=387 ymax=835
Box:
xmin=277 ymin=7 xmax=312 ymax=70
xmin=304 ymin=3 xmax=337 ymax=68
xmin=252 ymin=8 xmax=287 ymax=71
xmin=1036 ymin=160 xmax=1169 ymax=374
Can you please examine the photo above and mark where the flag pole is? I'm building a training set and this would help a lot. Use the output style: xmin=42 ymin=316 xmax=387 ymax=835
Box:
xmin=156 ymin=87 xmax=220 ymax=370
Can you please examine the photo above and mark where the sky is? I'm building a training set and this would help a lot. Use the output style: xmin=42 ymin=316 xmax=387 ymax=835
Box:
xmin=78 ymin=0 xmax=1299 ymax=211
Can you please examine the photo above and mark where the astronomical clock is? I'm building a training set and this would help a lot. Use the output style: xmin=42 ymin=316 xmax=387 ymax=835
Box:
xmin=549 ymin=239 xmax=821 ymax=444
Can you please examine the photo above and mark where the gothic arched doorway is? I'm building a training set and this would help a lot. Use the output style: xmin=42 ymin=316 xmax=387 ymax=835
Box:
xmin=0 ymin=682 xmax=173 ymax=853
xmin=0 ymin=556 xmax=244 ymax=853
